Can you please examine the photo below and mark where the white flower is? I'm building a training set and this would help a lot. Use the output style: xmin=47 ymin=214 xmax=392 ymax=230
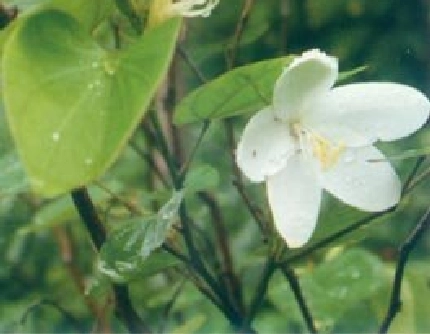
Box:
xmin=168 ymin=0 xmax=219 ymax=17
xmin=148 ymin=0 xmax=219 ymax=26
xmin=236 ymin=49 xmax=430 ymax=248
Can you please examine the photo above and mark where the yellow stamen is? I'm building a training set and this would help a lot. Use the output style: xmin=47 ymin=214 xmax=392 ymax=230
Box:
xmin=310 ymin=133 xmax=345 ymax=170
xmin=292 ymin=123 xmax=345 ymax=170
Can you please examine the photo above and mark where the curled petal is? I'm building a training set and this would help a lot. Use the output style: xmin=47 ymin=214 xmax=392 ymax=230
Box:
xmin=320 ymin=146 xmax=401 ymax=212
xmin=307 ymin=83 xmax=430 ymax=145
xmin=273 ymin=49 xmax=338 ymax=121
xmin=236 ymin=107 xmax=295 ymax=182
xmin=267 ymin=154 xmax=322 ymax=248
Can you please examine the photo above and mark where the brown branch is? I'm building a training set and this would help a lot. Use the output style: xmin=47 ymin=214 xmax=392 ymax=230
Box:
xmin=226 ymin=0 xmax=255 ymax=68
xmin=198 ymin=191 xmax=245 ymax=316
xmin=245 ymin=256 xmax=277 ymax=326
xmin=71 ymin=187 xmax=151 ymax=333
xmin=21 ymin=299 xmax=86 ymax=332
xmin=53 ymin=226 xmax=110 ymax=331
xmin=379 ymin=205 xmax=430 ymax=333
xmin=283 ymin=208 xmax=396 ymax=265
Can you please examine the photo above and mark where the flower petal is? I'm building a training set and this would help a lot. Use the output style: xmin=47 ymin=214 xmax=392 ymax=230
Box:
xmin=320 ymin=146 xmax=401 ymax=212
xmin=267 ymin=154 xmax=322 ymax=248
xmin=307 ymin=83 xmax=430 ymax=145
xmin=273 ymin=49 xmax=338 ymax=120
xmin=236 ymin=107 xmax=295 ymax=182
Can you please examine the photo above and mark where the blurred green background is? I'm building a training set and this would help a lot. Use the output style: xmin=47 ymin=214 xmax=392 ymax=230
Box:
xmin=1 ymin=0 xmax=430 ymax=332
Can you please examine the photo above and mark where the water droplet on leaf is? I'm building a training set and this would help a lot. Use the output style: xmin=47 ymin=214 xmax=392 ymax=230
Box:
xmin=52 ymin=132 xmax=60 ymax=142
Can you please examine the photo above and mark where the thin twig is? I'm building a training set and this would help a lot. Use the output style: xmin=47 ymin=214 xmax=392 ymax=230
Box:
xmin=177 ymin=44 xmax=208 ymax=83
xmin=198 ymin=191 xmax=245 ymax=315
xmin=403 ymin=158 xmax=430 ymax=194
xmin=129 ymin=140 xmax=170 ymax=188
xmin=151 ymin=99 xmax=244 ymax=325
xmin=71 ymin=187 xmax=151 ymax=333
xmin=283 ymin=208 xmax=396 ymax=265
xmin=21 ymin=299 xmax=86 ymax=332
xmin=245 ymin=256 xmax=277 ymax=325
xmin=280 ymin=264 xmax=317 ymax=333
xmin=232 ymin=179 xmax=268 ymax=237
xmin=179 ymin=120 xmax=211 ymax=177
xmin=379 ymin=205 xmax=430 ymax=333
xmin=95 ymin=181 xmax=144 ymax=215
xmin=53 ymin=226 xmax=109 ymax=331
xmin=226 ymin=0 xmax=255 ymax=68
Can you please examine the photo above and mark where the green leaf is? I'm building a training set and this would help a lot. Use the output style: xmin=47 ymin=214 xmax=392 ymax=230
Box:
xmin=337 ymin=65 xmax=367 ymax=82
xmin=302 ymin=249 xmax=387 ymax=329
xmin=368 ymin=146 xmax=430 ymax=162
xmin=49 ymin=0 xmax=114 ymax=31
xmin=3 ymin=9 xmax=180 ymax=196
xmin=0 ymin=152 xmax=27 ymax=196
xmin=173 ymin=56 xmax=367 ymax=125
xmin=17 ymin=182 xmax=123 ymax=236
xmin=270 ymin=249 xmax=387 ymax=331
xmin=183 ymin=164 xmax=220 ymax=193
xmin=98 ymin=191 xmax=183 ymax=283
xmin=173 ymin=56 xmax=293 ymax=124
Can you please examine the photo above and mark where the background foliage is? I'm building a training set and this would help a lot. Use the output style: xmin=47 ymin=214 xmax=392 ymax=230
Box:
xmin=0 ymin=0 xmax=430 ymax=333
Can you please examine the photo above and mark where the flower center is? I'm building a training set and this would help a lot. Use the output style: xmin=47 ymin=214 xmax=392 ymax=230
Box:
xmin=292 ymin=123 xmax=345 ymax=171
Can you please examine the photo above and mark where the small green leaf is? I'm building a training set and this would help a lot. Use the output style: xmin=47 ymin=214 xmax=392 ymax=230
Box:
xmin=337 ymin=65 xmax=367 ymax=82
xmin=3 ymin=9 xmax=180 ymax=196
xmin=184 ymin=164 xmax=220 ymax=193
xmin=174 ymin=57 xmax=293 ymax=124
xmin=174 ymin=57 xmax=366 ymax=125
xmin=98 ymin=191 xmax=183 ymax=283
xmin=368 ymin=146 xmax=430 ymax=162
xmin=17 ymin=182 xmax=122 ymax=236
xmin=0 ymin=152 xmax=27 ymax=195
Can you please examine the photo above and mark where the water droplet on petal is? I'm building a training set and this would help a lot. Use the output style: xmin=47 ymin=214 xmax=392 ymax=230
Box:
xmin=52 ymin=132 xmax=60 ymax=142
xmin=343 ymin=154 xmax=355 ymax=164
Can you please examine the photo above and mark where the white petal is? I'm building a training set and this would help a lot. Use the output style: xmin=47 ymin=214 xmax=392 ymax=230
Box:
xmin=170 ymin=0 xmax=219 ymax=17
xmin=307 ymin=83 xmax=430 ymax=145
xmin=273 ymin=49 xmax=338 ymax=120
xmin=267 ymin=154 xmax=322 ymax=248
xmin=236 ymin=107 xmax=295 ymax=182
xmin=320 ymin=146 xmax=401 ymax=212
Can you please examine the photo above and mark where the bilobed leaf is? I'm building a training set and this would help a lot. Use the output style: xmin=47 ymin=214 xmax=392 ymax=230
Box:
xmin=3 ymin=9 xmax=180 ymax=196
xmin=184 ymin=164 xmax=220 ymax=193
xmin=173 ymin=57 xmax=293 ymax=124
xmin=50 ymin=0 xmax=114 ymax=31
xmin=98 ymin=191 xmax=183 ymax=283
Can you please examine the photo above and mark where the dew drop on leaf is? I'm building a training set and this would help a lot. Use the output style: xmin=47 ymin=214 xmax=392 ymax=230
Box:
xmin=52 ymin=132 xmax=60 ymax=142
